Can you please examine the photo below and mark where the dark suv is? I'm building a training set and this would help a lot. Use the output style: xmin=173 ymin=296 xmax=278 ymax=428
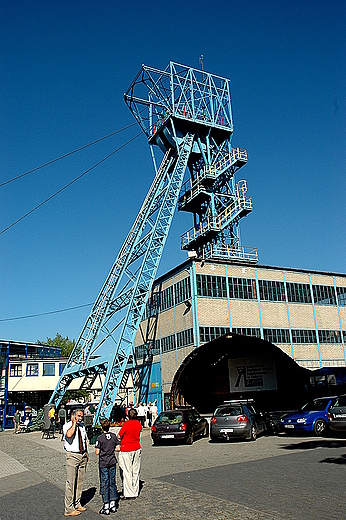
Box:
xmin=210 ymin=399 xmax=266 ymax=441
xmin=328 ymin=394 xmax=346 ymax=433
xmin=151 ymin=408 xmax=209 ymax=445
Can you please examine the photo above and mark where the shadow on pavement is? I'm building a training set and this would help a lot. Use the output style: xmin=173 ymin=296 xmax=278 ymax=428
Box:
xmin=280 ymin=439 xmax=346 ymax=451
xmin=320 ymin=453 xmax=346 ymax=465
xmin=81 ymin=486 xmax=96 ymax=505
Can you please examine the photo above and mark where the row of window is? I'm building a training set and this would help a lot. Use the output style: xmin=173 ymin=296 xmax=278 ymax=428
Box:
xmin=136 ymin=325 xmax=346 ymax=359
xmin=135 ymin=328 xmax=194 ymax=359
xmin=9 ymin=362 xmax=66 ymax=377
xmin=146 ymin=277 xmax=192 ymax=317
xmin=197 ymin=274 xmax=346 ymax=307
xmin=201 ymin=327 xmax=346 ymax=345
xmin=143 ymin=275 xmax=346 ymax=319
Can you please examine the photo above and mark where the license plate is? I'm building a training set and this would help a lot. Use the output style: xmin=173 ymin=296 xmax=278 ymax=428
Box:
xmin=161 ymin=434 xmax=174 ymax=439
xmin=285 ymin=425 xmax=294 ymax=429
xmin=220 ymin=428 xmax=234 ymax=433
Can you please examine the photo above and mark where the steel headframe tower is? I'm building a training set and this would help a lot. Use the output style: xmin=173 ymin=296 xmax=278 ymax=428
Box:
xmin=49 ymin=61 xmax=257 ymax=424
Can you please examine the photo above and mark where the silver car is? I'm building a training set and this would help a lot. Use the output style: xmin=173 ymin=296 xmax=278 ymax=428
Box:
xmin=210 ymin=400 xmax=266 ymax=441
xmin=328 ymin=394 xmax=346 ymax=433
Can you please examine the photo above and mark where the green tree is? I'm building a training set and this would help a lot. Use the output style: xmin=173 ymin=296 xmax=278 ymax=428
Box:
xmin=37 ymin=333 xmax=75 ymax=357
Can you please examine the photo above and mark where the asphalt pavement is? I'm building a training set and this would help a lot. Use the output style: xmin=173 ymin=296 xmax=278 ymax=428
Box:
xmin=0 ymin=427 xmax=345 ymax=520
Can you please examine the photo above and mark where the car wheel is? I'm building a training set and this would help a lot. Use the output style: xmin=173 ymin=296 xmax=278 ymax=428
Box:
xmin=186 ymin=432 xmax=193 ymax=445
xmin=210 ymin=434 xmax=217 ymax=442
xmin=203 ymin=423 xmax=209 ymax=437
xmin=314 ymin=419 xmax=327 ymax=436
xmin=248 ymin=425 xmax=257 ymax=441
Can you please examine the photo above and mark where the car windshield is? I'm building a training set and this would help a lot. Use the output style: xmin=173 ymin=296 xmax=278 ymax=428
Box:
xmin=214 ymin=406 xmax=242 ymax=417
xmin=301 ymin=399 xmax=329 ymax=412
xmin=156 ymin=412 xmax=183 ymax=425
xmin=334 ymin=396 xmax=346 ymax=407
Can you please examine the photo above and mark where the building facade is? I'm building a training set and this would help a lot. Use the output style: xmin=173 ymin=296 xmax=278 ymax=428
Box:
xmin=134 ymin=258 xmax=346 ymax=410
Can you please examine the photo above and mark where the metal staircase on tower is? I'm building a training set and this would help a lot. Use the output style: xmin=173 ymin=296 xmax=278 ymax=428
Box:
xmin=49 ymin=61 xmax=257 ymax=424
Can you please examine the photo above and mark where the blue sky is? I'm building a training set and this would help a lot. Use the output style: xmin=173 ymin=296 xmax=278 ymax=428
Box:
xmin=1 ymin=0 xmax=345 ymax=343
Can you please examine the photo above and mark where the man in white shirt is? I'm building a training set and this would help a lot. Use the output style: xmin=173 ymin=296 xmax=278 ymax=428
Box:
xmin=63 ymin=409 xmax=89 ymax=516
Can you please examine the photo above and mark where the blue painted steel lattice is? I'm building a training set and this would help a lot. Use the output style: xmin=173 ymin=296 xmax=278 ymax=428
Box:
xmin=49 ymin=61 xmax=256 ymax=423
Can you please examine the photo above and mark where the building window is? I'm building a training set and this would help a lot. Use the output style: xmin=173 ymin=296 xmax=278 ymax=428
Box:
xmin=200 ymin=326 xmax=229 ymax=343
xmin=26 ymin=363 xmax=39 ymax=376
xmin=43 ymin=363 xmax=55 ymax=376
xmin=291 ymin=329 xmax=317 ymax=343
xmin=313 ymin=285 xmax=336 ymax=306
xmin=197 ymin=274 xmax=227 ymax=298
xmin=263 ymin=329 xmax=290 ymax=343
xmin=146 ymin=292 xmax=160 ymax=318
xmin=161 ymin=334 xmax=176 ymax=353
xmin=175 ymin=277 xmax=191 ymax=305
xmin=286 ymin=282 xmax=312 ymax=304
xmin=135 ymin=340 xmax=160 ymax=359
xmin=161 ymin=286 xmax=174 ymax=311
xmin=59 ymin=363 xmax=67 ymax=375
xmin=228 ymin=277 xmax=256 ymax=299
xmin=318 ymin=330 xmax=342 ymax=344
xmin=337 ymin=287 xmax=346 ymax=306
xmin=232 ymin=327 xmax=261 ymax=338
xmin=10 ymin=364 xmax=22 ymax=377
xmin=259 ymin=280 xmax=285 ymax=302
xmin=176 ymin=328 xmax=194 ymax=348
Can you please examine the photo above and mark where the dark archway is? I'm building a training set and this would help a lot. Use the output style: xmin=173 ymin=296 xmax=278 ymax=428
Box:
xmin=171 ymin=333 xmax=311 ymax=413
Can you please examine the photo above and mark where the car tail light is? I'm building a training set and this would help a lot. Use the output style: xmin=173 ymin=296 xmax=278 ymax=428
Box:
xmin=328 ymin=413 xmax=332 ymax=421
xmin=151 ymin=425 xmax=157 ymax=432
xmin=211 ymin=417 xmax=217 ymax=424
xmin=179 ymin=423 xmax=187 ymax=431
xmin=237 ymin=415 xmax=249 ymax=423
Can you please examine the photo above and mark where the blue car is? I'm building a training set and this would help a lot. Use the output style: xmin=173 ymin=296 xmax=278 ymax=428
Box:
xmin=279 ymin=397 xmax=337 ymax=436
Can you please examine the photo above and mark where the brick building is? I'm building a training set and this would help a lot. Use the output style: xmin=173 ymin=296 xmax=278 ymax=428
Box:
xmin=134 ymin=258 xmax=346 ymax=411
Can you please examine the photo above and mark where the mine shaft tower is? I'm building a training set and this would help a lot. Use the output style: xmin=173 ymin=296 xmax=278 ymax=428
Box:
xmin=49 ymin=61 xmax=257 ymax=424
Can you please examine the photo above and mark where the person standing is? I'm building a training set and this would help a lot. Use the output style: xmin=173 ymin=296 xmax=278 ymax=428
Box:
xmin=63 ymin=408 xmax=89 ymax=517
xmin=13 ymin=409 xmax=21 ymax=434
xmin=118 ymin=408 xmax=142 ymax=499
xmin=150 ymin=401 xmax=158 ymax=424
xmin=136 ymin=402 xmax=145 ymax=427
xmin=58 ymin=405 xmax=67 ymax=434
xmin=95 ymin=418 xmax=120 ymax=515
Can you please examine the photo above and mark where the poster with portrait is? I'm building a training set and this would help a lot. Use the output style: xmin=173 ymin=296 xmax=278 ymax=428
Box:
xmin=228 ymin=357 xmax=277 ymax=392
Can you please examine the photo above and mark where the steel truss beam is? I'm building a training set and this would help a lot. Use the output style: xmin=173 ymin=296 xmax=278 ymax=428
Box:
xmin=50 ymin=133 xmax=194 ymax=423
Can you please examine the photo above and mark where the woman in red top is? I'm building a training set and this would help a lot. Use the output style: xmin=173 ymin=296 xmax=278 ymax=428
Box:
xmin=118 ymin=408 xmax=142 ymax=499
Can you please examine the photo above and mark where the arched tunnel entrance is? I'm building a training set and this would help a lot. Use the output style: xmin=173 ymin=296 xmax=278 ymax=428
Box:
xmin=171 ymin=333 xmax=314 ymax=413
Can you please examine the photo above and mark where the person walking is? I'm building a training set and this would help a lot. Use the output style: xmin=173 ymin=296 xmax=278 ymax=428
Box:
xmin=118 ymin=408 xmax=142 ymax=499
xmin=95 ymin=418 xmax=120 ymax=515
xmin=63 ymin=408 xmax=89 ymax=517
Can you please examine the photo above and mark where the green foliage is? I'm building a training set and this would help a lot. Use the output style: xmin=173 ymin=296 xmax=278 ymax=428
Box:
xmin=61 ymin=390 xmax=89 ymax=405
xmin=37 ymin=333 xmax=75 ymax=357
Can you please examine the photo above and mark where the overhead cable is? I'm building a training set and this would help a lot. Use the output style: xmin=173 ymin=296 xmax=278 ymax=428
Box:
xmin=0 ymin=302 xmax=94 ymax=322
xmin=0 ymin=131 xmax=142 ymax=236
xmin=0 ymin=122 xmax=137 ymax=188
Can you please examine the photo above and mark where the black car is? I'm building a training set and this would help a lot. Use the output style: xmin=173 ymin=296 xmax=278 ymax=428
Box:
xmin=151 ymin=408 xmax=209 ymax=445
xmin=210 ymin=399 xmax=266 ymax=441
xmin=328 ymin=394 xmax=346 ymax=433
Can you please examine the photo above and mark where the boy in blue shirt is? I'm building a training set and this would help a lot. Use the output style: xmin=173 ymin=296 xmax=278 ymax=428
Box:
xmin=95 ymin=418 xmax=120 ymax=515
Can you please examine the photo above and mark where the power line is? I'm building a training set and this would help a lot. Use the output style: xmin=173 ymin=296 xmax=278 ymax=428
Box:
xmin=0 ymin=122 xmax=137 ymax=188
xmin=0 ymin=131 xmax=142 ymax=236
xmin=0 ymin=303 xmax=94 ymax=322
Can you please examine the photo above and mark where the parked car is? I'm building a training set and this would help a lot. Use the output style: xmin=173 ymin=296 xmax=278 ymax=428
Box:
xmin=151 ymin=408 xmax=209 ymax=445
xmin=210 ymin=399 xmax=266 ymax=442
xmin=328 ymin=394 xmax=346 ymax=433
xmin=279 ymin=397 xmax=337 ymax=436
